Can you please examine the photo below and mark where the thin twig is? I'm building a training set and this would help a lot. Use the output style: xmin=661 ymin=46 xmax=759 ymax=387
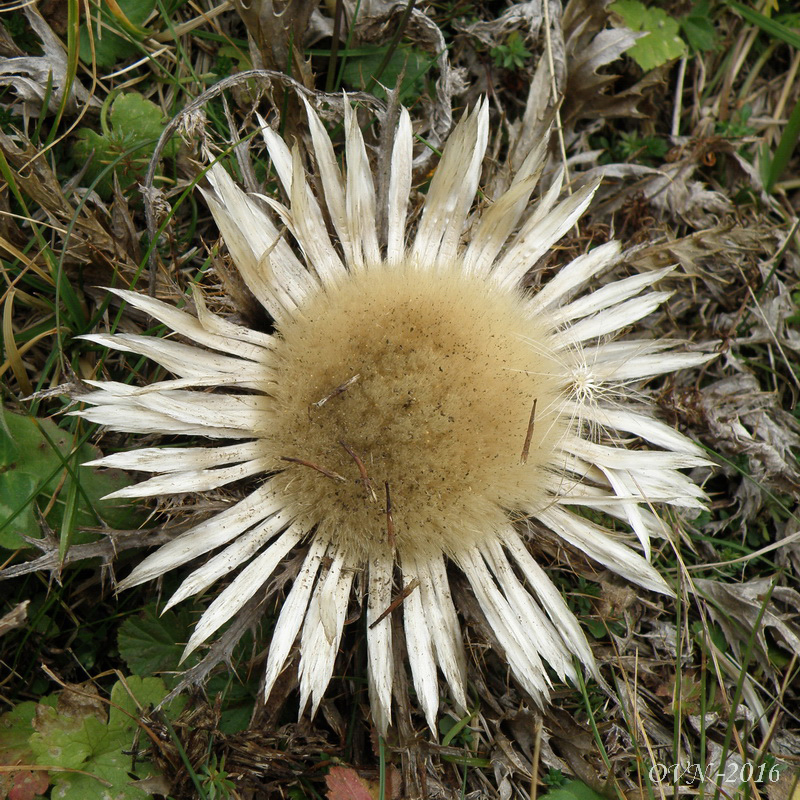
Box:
xmin=258 ymin=224 xmax=288 ymax=268
xmin=520 ymin=397 xmax=538 ymax=464
xmin=671 ymin=55 xmax=688 ymax=138
xmin=369 ymin=579 xmax=419 ymax=629
xmin=280 ymin=456 xmax=345 ymax=482
xmin=542 ymin=0 xmax=573 ymax=211
xmin=311 ymin=373 xmax=360 ymax=408
xmin=340 ymin=439 xmax=378 ymax=501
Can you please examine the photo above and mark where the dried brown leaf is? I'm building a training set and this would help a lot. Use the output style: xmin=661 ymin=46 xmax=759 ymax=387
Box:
xmin=695 ymin=576 xmax=800 ymax=674
xmin=454 ymin=1 xmax=543 ymax=49
xmin=232 ymin=0 xmax=316 ymax=88
xmin=0 ymin=4 xmax=98 ymax=119
xmin=325 ymin=766 xmax=380 ymax=800
xmin=700 ymin=374 xmax=800 ymax=489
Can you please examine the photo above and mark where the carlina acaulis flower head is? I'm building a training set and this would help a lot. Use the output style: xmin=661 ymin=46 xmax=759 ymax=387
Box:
xmin=76 ymin=97 xmax=713 ymax=735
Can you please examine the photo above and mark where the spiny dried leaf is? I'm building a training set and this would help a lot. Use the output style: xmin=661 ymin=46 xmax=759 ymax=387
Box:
xmin=453 ymin=1 xmax=543 ymax=49
xmin=563 ymin=0 xmax=653 ymax=126
xmin=700 ymin=374 xmax=800 ymax=491
xmin=0 ymin=526 xmax=173 ymax=581
xmin=0 ymin=4 xmax=98 ymax=118
xmin=589 ymin=159 xmax=732 ymax=227
xmin=695 ymin=576 xmax=800 ymax=676
xmin=232 ymin=0 xmax=316 ymax=88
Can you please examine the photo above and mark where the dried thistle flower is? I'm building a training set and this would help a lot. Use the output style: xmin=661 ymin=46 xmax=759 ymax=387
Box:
xmin=77 ymin=99 xmax=711 ymax=734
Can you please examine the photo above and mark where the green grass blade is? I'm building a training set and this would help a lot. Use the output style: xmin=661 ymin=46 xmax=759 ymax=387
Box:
xmin=726 ymin=2 xmax=800 ymax=49
xmin=766 ymin=92 xmax=800 ymax=193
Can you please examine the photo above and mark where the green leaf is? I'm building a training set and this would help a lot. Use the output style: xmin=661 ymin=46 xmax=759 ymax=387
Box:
xmin=611 ymin=0 xmax=688 ymax=70
xmin=117 ymin=605 xmax=197 ymax=677
xmin=111 ymin=92 xmax=173 ymax=145
xmin=27 ymin=677 xmax=182 ymax=800
xmin=540 ymin=780 xmax=608 ymax=800
xmin=45 ymin=716 xmax=150 ymax=800
xmin=29 ymin=704 xmax=96 ymax=769
xmin=726 ymin=1 xmax=800 ymax=50
xmin=0 ymin=471 xmax=39 ymax=544
xmin=118 ymin=606 xmax=255 ymax=732
xmin=0 ymin=701 xmax=40 ymax=765
xmin=108 ymin=675 xmax=185 ymax=730
xmin=340 ymin=45 xmax=429 ymax=102
xmin=72 ymin=92 xmax=175 ymax=200
xmin=0 ymin=411 xmax=145 ymax=550
xmin=490 ymin=31 xmax=532 ymax=70
xmin=681 ymin=1 xmax=717 ymax=52
xmin=79 ymin=0 xmax=156 ymax=69
xmin=585 ymin=619 xmax=607 ymax=639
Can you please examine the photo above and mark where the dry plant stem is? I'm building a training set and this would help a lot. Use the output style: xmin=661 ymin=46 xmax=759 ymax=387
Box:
xmin=753 ymin=653 xmax=797 ymax=770
xmin=614 ymin=656 xmax=665 ymax=800
xmin=369 ymin=579 xmax=420 ymax=630
xmin=718 ymin=25 xmax=757 ymax=122
xmin=775 ymin=50 xmax=800 ymax=120
xmin=279 ymin=455 xmax=345 ymax=482
xmin=149 ymin=1 xmax=231 ymax=43
xmin=542 ymin=0 xmax=572 ymax=200
xmin=390 ymin=613 xmax=426 ymax=798
xmin=222 ymin=93 xmax=260 ymax=195
xmin=771 ymin=50 xmax=800 ymax=150
xmin=163 ymin=590 xmax=269 ymax=708
xmin=737 ymin=41 xmax=775 ymax=103
xmin=0 ymin=528 xmax=173 ymax=580
xmin=530 ymin=716 xmax=543 ymax=800
xmin=339 ymin=439 xmax=378 ymax=502
xmin=672 ymin=56 xmax=688 ymax=138
xmin=520 ymin=397 xmax=538 ymax=464
xmin=0 ymin=765 xmax=107 ymax=783
xmin=311 ymin=373 xmax=360 ymax=408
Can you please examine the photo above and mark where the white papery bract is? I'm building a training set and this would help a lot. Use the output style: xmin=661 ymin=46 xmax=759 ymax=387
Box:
xmin=77 ymin=98 xmax=711 ymax=735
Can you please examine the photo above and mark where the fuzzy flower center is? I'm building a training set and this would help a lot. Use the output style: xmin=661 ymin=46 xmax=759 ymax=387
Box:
xmin=268 ymin=263 xmax=567 ymax=560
